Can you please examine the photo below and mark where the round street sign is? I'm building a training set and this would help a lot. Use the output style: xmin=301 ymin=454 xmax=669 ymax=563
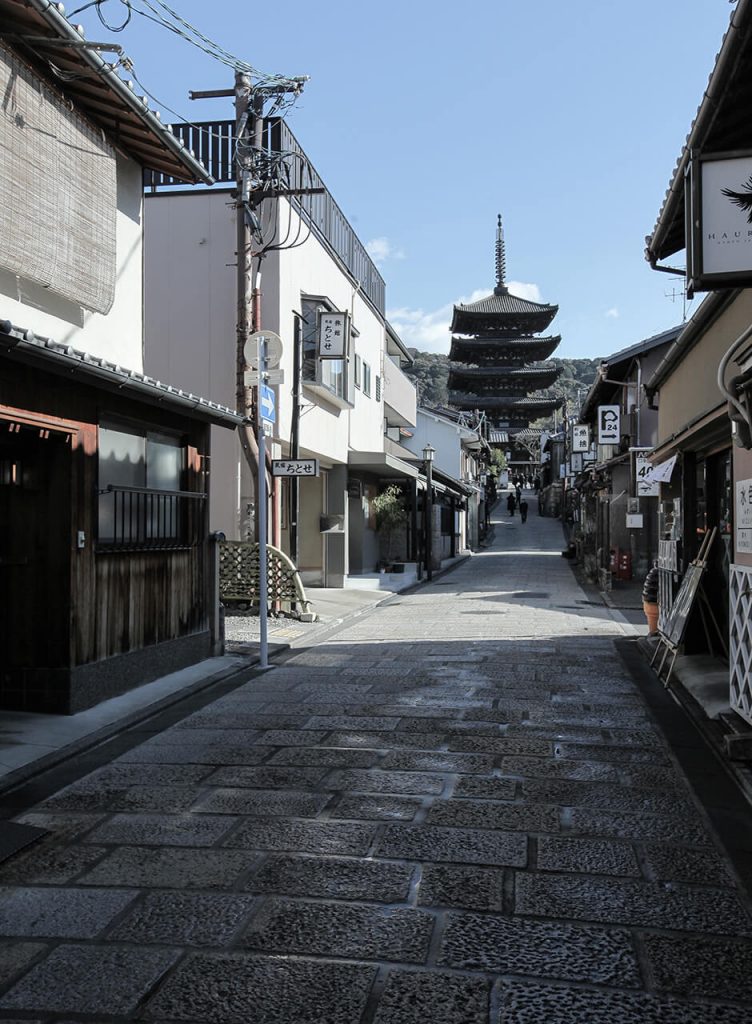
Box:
xmin=245 ymin=330 xmax=283 ymax=369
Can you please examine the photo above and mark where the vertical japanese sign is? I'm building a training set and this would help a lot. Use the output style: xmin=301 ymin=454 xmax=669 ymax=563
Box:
xmin=317 ymin=311 xmax=350 ymax=359
xmin=736 ymin=479 xmax=752 ymax=554
xmin=597 ymin=405 xmax=620 ymax=445
xmin=571 ymin=424 xmax=589 ymax=453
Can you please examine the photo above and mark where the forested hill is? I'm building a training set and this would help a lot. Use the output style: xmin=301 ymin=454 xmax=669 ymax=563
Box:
xmin=403 ymin=351 xmax=601 ymax=413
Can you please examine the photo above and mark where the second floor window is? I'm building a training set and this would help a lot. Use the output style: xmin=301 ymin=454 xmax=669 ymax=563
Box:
xmin=301 ymin=297 xmax=347 ymax=401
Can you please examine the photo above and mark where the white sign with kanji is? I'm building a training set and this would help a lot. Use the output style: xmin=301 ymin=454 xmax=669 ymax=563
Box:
xmin=572 ymin=424 xmax=589 ymax=452
xmin=736 ymin=478 xmax=752 ymax=553
xmin=317 ymin=311 xmax=349 ymax=359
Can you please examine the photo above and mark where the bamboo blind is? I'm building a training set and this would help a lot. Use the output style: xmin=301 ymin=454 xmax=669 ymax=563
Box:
xmin=0 ymin=43 xmax=116 ymax=314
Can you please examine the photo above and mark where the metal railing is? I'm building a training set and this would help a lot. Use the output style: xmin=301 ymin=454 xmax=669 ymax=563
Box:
xmin=97 ymin=484 xmax=206 ymax=551
xmin=143 ymin=118 xmax=385 ymax=315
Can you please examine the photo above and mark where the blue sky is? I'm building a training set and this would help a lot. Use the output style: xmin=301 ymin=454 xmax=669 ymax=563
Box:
xmin=75 ymin=0 xmax=735 ymax=359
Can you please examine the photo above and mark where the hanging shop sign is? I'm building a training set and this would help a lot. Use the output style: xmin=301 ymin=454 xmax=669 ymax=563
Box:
xmin=736 ymin=478 xmax=752 ymax=554
xmin=635 ymin=455 xmax=660 ymax=497
xmin=597 ymin=405 xmax=620 ymax=445
xmin=687 ymin=150 xmax=752 ymax=294
xmin=572 ymin=424 xmax=589 ymax=452
xmin=317 ymin=311 xmax=350 ymax=359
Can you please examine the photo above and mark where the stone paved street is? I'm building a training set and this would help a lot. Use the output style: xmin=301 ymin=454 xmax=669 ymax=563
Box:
xmin=2 ymin=507 xmax=752 ymax=1022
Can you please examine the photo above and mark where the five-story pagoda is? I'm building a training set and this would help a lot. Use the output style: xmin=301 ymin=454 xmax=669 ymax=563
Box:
xmin=448 ymin=216 xmax=563 ymax=430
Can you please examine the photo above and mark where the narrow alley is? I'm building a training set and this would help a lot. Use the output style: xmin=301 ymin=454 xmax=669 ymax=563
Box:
xmin=1 ymin=506 xmax=752 ymax=1023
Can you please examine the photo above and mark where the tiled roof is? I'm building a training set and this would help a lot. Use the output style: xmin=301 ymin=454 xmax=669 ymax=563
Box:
xmin=0 ymin=0 xmax=212 ymax=184
xmin=0 ymin=321 xmax=241 ymax=426
xmin=453 ymin=290 xmax=558 ymax=317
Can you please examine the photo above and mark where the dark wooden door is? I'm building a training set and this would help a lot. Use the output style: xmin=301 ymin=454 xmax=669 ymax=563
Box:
xmin=0 ymin=427 xmax=71 ymax=688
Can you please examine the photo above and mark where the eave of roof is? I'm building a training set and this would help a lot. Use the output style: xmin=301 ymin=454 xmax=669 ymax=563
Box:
xmin=579 ymin=324 xmax=684 ymax=420
xmin=0 ymin=0 xmax=213 ymax=184
xmin=646 ymin=0 xmax=752 ymax=263
xmin=0 ymin=320 xmax=241 ymax=426
xmin=645 ymin=289 xmax=738 ymax=395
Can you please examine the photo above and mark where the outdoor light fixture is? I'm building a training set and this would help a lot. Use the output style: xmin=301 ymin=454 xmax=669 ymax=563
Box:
xmin=422 ymin=443 xmax=435 ymax=463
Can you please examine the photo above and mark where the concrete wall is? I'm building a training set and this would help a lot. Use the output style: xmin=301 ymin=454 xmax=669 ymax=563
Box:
xmin=1 ymin=154 xmax=145 ymax=370
xmin=144 ymin=190 xmax=395 ymax=555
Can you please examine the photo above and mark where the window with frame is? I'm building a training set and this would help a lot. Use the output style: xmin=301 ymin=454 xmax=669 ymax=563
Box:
xmin=98 ymin=422 xmax=203 ymax=550
xmin=354 ymin=354 xmax=362 ymax=389
xmin=301 ymin=296 xmax=347 ymax=401
xmin=362 ymin=361 xmax=372 ymax=397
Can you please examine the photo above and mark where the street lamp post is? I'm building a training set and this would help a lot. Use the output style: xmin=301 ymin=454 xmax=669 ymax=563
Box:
xmin=423 ymin=443 xmax=435 ymax=581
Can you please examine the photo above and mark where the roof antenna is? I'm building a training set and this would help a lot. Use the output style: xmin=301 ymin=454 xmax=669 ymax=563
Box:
xmin=494 ymin=213 xmax=508 ymax=295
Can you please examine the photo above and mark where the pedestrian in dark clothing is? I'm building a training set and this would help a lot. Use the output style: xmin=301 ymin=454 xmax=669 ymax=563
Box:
xmin=515 ymin=484 xmax=522 ymax=504
xmin=507 ymin=492 xmax=516 ymax=516
xmin=519 ymin=498 xmax=528 ymax=523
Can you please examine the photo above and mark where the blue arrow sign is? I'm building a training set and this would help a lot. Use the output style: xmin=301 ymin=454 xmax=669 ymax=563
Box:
xmin=260 ymin=384 xmax=276 ymax=424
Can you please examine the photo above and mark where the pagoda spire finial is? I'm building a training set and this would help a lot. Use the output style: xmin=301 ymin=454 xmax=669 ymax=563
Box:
xmin=494 ymin=213 xmax=508 ymax=295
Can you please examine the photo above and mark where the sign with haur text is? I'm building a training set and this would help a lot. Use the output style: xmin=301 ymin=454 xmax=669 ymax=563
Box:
xmin=635 ymin=455 xmax=660 ymax=497
xmin=572 ymin=424 xmax=589 ymax=453
xmin=317 ymin=311 xmax=350 ymax=359
xmin=597 ymin=405 xmax=620 ymax=445
xmin=272 ymin=459 xmax=320 ymax=478
xmin=736 ymin=478 xmax=752 ymax=554
xmin=694 ymin=153 xmax=752 ymax=286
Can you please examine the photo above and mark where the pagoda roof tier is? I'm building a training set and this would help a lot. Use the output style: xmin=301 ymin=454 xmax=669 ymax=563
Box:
xmin=451 ymin=290 xmax=558 ymax=336
xmin=449 ymin=335 xmax=561 ymax=362
xmin=448 ymin=393 xmax=564 ymax=416
xmin=447 ymin=364 xmax=560 ymax=393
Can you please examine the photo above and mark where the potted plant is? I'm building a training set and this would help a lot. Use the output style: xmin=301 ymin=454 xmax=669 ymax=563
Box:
xmin=373 ymin=484 xmax=407 ymax=571
xmin=642 ymin=564 xmax=660 ymax=635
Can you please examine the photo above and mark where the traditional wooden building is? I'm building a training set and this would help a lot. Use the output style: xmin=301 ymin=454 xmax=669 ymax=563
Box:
xmin=0 ymin=0 xmax=240 ymax=713
xmin=448 ymin=217 xmax=564 ymax=449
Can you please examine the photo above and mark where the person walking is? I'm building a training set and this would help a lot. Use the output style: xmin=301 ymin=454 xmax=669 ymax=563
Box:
xmin=507 ymin=491 xmax=517 ymax=516
xmin=519 ymin=497 xmax=529 ymax=523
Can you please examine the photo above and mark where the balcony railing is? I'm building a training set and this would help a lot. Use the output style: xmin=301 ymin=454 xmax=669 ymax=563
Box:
xmin=97 ymin=484 xmax=207 ymax=551
xmin=143 ymin=118 xmax=385 ymax=315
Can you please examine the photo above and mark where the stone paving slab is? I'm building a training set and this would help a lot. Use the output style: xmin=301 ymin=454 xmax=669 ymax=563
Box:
xmin=495 ymin=979 xmax=752 ymax=1024
xmin=515 ymin=871 xmax=752 ymax=934
xmin=372 ymin=969 xmax=491 ymax=1024
xmin=244 ymin=853 xmax=413 ymax=902
xmin=0 ymin=886 xmax=136 ymax=938
xmin=77 ymin=846 xmax=256 ymax=889
xmin=143 ymin=953 xmax=376 ymax=1023
xmin=0 ymin=944 xmax=179 ymax=1015
xmin=242 ymin=896 xmax=435 ymax=962
xmin=438 ymin=909 xmax=640 ymax=986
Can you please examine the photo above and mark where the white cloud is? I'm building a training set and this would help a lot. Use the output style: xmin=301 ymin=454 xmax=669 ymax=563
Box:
xmin=606 ymin=307 xmax=620 ymax=319
xmin=387 ymin=281 xmax=544 ymax=354
xmin=365 ymin=236 xmax=405 ymax=265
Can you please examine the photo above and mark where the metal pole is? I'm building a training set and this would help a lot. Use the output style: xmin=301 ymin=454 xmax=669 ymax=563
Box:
xmin=426 ymin=461 xmax=433 ymax=582
xmin=290 ymin=314 xmax=302 ymax=570
xmin=257 ymin=334 xmax=269 ymax=668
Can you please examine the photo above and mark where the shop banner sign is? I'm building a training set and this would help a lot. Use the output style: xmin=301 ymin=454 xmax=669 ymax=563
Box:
xmin=597 ymin=405 xmax=620 ymax=445
xmin=572 ymin=424 xmax=589 ymax=452
xmin=736 ymin=479 xmax=752 ymax=554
